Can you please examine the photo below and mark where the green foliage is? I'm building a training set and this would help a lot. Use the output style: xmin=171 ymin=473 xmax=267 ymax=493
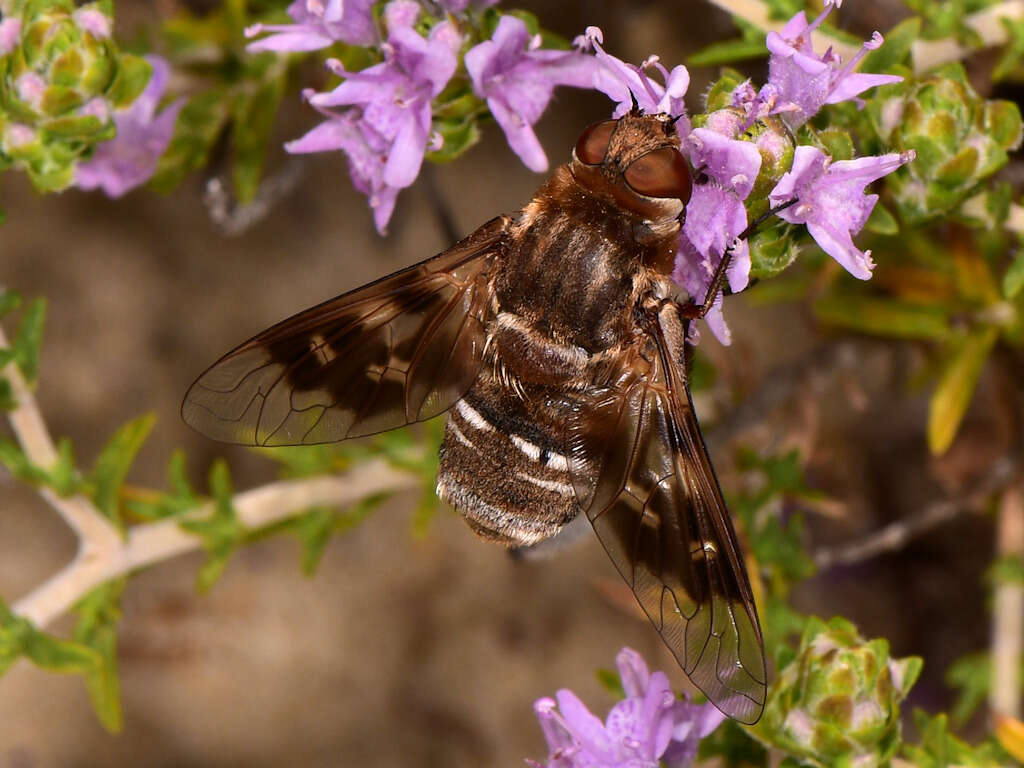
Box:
xmin=180 ymin=459 xmax=246 ymax=592
xmin=698 ymin=718 xmax=768 ymax=767
xmin=688 ymin=19 xmax=768 ymax=67
xmin=72 ymin=580 xmax=126 ymax=732
xmin=945 ymin=652 xmax=990 ymax=727
xmin=928 ymin=326 xmax=997 ymax=454
xmin=903 ymin=710 xmax=1007 ymax=766
xmin=125 ymin=450 xmax=199 ymax=521
xmin=753 ymin=616 xmax=922 ymax=767
xmin=89 ymin=413 xmax=156 ymax=525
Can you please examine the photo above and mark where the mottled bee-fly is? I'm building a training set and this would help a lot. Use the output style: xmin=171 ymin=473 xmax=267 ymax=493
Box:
xmin=183 ymin=109 xmax=767 ymax=723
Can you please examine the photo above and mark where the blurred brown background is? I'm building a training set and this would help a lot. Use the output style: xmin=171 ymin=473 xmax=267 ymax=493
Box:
xmin=0 ymin=1 xmax=1001 ymax=765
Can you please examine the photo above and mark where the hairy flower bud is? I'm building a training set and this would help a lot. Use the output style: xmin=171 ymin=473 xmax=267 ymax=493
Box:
xmin=754 ymin=617 xmax=922 ymax=767
xmin=0 ymin=0 xmax=151 ymax=190
xmin=886 ymin=63 xmax=1023 ymax=222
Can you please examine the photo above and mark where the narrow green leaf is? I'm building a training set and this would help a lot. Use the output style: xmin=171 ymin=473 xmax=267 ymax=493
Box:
xmin=293 ymin=507 xmax=337 ymax=576
xmin=0 ymin=437 xmax=51 ymax=486
xmin=231 ymin=69 xmax=286 ymax=204
xmin=1004 ymin=252 xmax=1024 ymax=299
xmin=50 ymin=437 xmax=82 ymax=496
xmin=0 ymin=290 xmax=21 ymax=319
xmin=945 ymin=653 xmax=990 ymax=727
xmin=865 ymin=202 xmax=899 ymax=235
xmin=180 ymin=460 xmax=244 ymax=593
xmin=13 ymin=298 xmax=46 ymax=383
xmin=90 ymin=413 xmax=156 ymax=524
xmin=815 ymin=295 xmax=952 ymax=340
xmin=688 ymin=38 xmax=768 ymax=67
xmin=0 ymin=600 xmax=33 ymax=676
xmin=928 ymin=327 xmax=998 ymax=455
xmin=73 ymin=581 xmax=125 ymax=732
xmin=150 ymin=90 xmax=231 ymax=192
xmin=0 ymin=379 xmax=14 ymax=411
xmin=22 ymin=630 xmax=100 ymax=674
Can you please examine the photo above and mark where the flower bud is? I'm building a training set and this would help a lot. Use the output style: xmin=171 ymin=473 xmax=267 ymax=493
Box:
xmin=887 ymin=63 xmax=1023 ymax=222
xmin=753 ymin=616 xmax=922 ymax=767
xmin=0 ymin=0 xmax=151 ymax=190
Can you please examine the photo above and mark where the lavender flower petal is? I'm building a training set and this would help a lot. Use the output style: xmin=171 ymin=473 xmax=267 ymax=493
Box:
xmin=245 ymin=0 xmax=376 ymax=53
xmin=466 ymin=15 xmax=597 ymax=172
xmin=769 ymin=145 xmax=915 ymax=279
xmin=75 ymin=56 xmax=184 ymax=198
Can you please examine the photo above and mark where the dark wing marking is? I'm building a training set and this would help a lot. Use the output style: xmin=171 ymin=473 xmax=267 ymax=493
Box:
xmin=568 ymin=304 xmax=766 ymax=724
xmin=182 ymin=216 xmax=509 ymax=446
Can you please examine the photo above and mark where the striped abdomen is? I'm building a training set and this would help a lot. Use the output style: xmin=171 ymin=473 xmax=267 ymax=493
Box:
xmin=436 ymin=338 xmax=583 ymax=548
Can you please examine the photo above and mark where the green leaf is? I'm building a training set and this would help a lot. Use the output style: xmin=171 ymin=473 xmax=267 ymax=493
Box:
xmin=73 ymin=580 xmax=126 ymax=732
xmin=904 ymin=709 xmax=1006 ymax=766
xmin=814 ymin=295 xmax=952 ymax=340
xmin=688 ymin=38 xmax=769 ymax=67
xmin=0 ymin=378 xmax=13 ymax=410
xmin=595 ymin=667 xmax=625 ymax=699
xmin=13 ymin=297 xmax=46 ymax=383
xmin=0 ymin=437 xmax=53 ymax=486
xmin=928 ymin=327 xmax=997 ymax=455
xmin=697 ymin=718 xmax=768 ymax=766
xmin=291 ymin=506 xmax=338 ymax=576
xmin=231 ymin=67 xmax=286 ymax=204
xmin=90 ymin=413 xmax=156 ymax=524
xmin=106 ymin=53 xmax=152 ymax=109
xmin=180 ymin=459 xmax=245 ymax=592
xmin=150 ymin=89 xmax=231 ymax=192
xmin=1003 ymin=252 xmax=1024 ymax=299
xmin=127 ymin=449 xmax=199 ymax=521
xmin=863 ymin=17 xmax=921 ymax=73
xmin=0 ymin=290 xmax=21 ymax=319
xmin=865 ymin=202 xmax=899 ymax=235
xmin=945 ymin=653 xmax=990 ymax=727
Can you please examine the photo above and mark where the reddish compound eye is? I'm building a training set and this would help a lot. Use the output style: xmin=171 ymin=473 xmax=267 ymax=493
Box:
xmin=623 ymin=148 xmax=692 ymax=203
xmin=574 ymin=120 xmax=617 ymax=165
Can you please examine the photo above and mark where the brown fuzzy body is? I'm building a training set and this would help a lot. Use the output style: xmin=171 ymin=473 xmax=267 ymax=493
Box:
xmin=436 ymin=162 xmax=680 ymax=547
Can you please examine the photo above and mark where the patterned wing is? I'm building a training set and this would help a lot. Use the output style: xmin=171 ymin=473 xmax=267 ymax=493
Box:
xmin=568 ymin=304 xmax=767 ymax=723
xmin=182 ymin=216 xmax=509 ymax=446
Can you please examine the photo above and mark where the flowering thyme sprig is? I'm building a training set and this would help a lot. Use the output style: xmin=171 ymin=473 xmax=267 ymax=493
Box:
xmin=528 ymin=647 xmax=725 ymax=768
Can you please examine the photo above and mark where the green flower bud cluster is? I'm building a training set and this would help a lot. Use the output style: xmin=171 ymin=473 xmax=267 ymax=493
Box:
xmin=883 ymin=62 xmax=1023 ymax=223
xmin=0 ymin=0 xmax=151 ymax=190
xmin=753 ymin=616 xmax=923 ymax=768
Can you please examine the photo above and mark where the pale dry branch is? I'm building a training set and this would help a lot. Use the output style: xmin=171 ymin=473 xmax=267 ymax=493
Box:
xmin=814 ymin=456 xmax=1018 ymax=569
xmin=991 ymin=480 xmax=1024 ymax=719
xmin=11 ymin=460 xmax=420 ymax=628
xmin=0 ymin=326 xmax=120 ymax=550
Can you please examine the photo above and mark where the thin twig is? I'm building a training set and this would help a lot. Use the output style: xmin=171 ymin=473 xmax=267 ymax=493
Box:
xmin=203 ymin=158 xmax=308 ymax=237
xmin=991 ymin=480 xmax=1024 ymax=719
xmin=11 ymin=460 xmax=420 ymax=628
xmin=813 ymin=457 xmax=1018 ymax=569
xmin=0 ymin=327 xmax=121 ymax=549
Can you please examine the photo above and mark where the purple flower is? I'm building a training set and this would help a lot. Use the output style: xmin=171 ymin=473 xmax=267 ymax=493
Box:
xmin=75 ymin=56 xmax=184 ymax=198
xmin=286 ymin=6 xmax=460 ymax=232
xmin=748 ymin=1 xmax=901 ymax=129
xmin=244 ymin=0 xmax=376 ymax=52
xmin=577 ymin=27 xmax=690 ymax=135
xmin=465 ymin=15 xmax=597 ymax=172
xmin=769 ymin=145 xmax=915 ymax=279
xmin=529 ymin=648 xmax=725 ymax=768
xmin=672 ymin=124 xmax=761 ymax=345
xmin=73 ymin=6 xmax=111 ymax=39
xmin=437 ymin=0 xmax=499 ymax=10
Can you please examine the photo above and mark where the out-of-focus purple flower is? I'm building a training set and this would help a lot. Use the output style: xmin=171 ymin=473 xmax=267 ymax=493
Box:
xmin=528 ymin=647 xmax=725 ymax=768
xmin=75 ymin=56 xmax=184 ymax=198
xmin=0 ymin=17 xmax=22 ymax=55
xmin=577 ymin=27 xmax=690 ymax=136
xmin=466 ymin=15 xmax=597 ymax=172
xmin=286 ymin=6 xmax=460 ymax=232
xmin=244 ymin=0 xmax=376 ymax=53
xmin=739 ymin=0 xmax=901 ymax=129
xmin=672 ymin=124 xmax=761 ymax=345
xmin=769 ymin=145 xmax=915 ymax=279
xmin=437 ymin=0 xmax=499 ymax=11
